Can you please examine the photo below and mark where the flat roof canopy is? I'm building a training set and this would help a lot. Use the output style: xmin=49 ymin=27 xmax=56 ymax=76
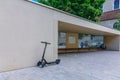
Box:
xmin=27 ymin=0 xmax=120 ymax=36
xmin=59 ymin=21 xmax=120 ymax=36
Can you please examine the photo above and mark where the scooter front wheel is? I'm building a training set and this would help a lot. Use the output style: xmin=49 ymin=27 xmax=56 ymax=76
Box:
xmin=55 ymin=59 xmax=60 ymax=64
xmin=41 ymin=62 xmax=46 ymax=68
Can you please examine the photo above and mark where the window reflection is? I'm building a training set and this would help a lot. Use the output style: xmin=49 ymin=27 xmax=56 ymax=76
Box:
xmin=58 ymin=32 xmax=66 ymax=48
xmin=58 ymin=32 xmax=104 ymax=49
xmin=114 ymin=0 xmax=119 ymax=10
xmin=78 ymin=34 xmax=104 ymax=48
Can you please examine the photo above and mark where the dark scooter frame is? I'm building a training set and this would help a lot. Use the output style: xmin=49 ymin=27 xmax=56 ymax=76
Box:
xmin=37 ymin=41 xmax=60 ymax=68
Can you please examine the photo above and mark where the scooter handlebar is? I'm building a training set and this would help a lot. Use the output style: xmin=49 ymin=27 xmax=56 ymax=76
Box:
xmin=41 ymin=41 xmax=51 ymax=44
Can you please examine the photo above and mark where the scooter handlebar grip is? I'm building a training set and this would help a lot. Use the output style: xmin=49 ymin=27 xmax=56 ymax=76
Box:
xmin=41 ymin=41 xmax=51 ymax=44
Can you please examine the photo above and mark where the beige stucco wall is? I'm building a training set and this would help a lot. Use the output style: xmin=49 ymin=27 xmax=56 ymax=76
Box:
xmin=104 ymin=36 xmax=120 ymax=51
xmin=0 ymin=0 xmax=120 ymax=72
xmin=0 ymin=0 xmax=58 ymax=72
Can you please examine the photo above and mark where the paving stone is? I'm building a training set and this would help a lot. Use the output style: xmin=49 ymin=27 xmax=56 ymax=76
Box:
xmin=0 ymin=51 xmax=120 ymax=80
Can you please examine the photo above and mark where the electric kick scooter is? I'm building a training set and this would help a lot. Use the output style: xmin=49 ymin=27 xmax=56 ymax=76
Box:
xmin=37 ymin=41 xmax=60 ymax=68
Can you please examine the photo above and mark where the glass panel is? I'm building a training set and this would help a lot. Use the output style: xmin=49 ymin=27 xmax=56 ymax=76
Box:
xmin=114 ymin=0 xmax=119 ymax=9
xmin=113 ymin=22 xmax=118 ymax=29
xmin=90 ymin=35 xmax=104 ymax=48
xmin=78 ymin=34 xmax=91 ymax=48
xmin=58 ymin=32 xmax=66 ymax=48
xmin=78 ymin=33 xmax=104 ymax=48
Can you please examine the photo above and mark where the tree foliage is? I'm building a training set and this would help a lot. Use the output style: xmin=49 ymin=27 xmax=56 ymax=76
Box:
xmin=115 ymin=14 xmax=120 ymax=30
xmin=38 ymin=0 xmax=105 ymax=22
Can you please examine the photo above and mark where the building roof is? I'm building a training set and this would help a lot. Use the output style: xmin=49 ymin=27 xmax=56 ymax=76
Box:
xmin=100 ymin=9 xmax=120 ymax=21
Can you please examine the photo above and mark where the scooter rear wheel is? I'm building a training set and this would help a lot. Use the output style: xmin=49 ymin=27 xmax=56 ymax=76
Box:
xmin=37 ymin=61 xmax=42 ymax=66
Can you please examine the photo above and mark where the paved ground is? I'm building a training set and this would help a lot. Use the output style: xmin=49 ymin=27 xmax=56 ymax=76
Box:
xmin=0 ymin=51 xmax=120 ymax=80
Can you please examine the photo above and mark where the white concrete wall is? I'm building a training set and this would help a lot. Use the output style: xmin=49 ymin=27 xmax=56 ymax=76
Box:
xmin=103 ymin=0 xmax=120 ymax=12
xmin=100 ymin=19 xmax=117 ymax=28
xmin=0 ymin=0 xmax=58 ymax=72
xmin=103 ymin=0 xmax=114 ymax=12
